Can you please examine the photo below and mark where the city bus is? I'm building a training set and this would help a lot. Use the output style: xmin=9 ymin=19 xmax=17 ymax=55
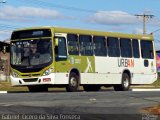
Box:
xmin=10 ymin=26 xmax=157 ymax=92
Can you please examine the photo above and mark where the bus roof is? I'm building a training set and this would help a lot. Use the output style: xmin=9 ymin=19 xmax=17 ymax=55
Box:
xmin=13 ymin=26 xmax=154 ymax=41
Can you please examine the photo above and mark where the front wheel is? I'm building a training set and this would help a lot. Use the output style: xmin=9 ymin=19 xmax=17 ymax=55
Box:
xmin=66 ymin=72 xmax=79 ymax=92
xmin=114 ymin=73 xmax=130 ymax=91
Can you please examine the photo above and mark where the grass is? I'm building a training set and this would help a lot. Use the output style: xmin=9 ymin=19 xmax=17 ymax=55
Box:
xmin=0 ymin=82 xmax=28 ymax=91
xmin=153 ymin=77 xmax=160 ymax=87
xmin=0 ymin=81 xmax=67 ymax=92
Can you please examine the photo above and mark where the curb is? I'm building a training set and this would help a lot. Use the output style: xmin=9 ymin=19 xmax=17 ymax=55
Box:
xmin=0 ymin=91 xmax=7 ymax=93
xmin=131 ymin=89 xmax=160 ymax=91
xmin=131 ymin=86 xmax=160 ymax=88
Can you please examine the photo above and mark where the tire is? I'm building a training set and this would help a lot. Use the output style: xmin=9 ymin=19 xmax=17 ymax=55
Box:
xmin=66 ymin=72 xmax=79 ymax=92
xmin=114 ymin=73 xmax=130 ymax=91
xmin=83 ymin=85 xmax=101 ymax=91
xmin=28 ymin=85 xmax=48 ymax=92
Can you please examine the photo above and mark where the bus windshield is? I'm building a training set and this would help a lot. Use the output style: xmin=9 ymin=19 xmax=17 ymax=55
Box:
xmin=11 ymin=38 xmax=52 ymax=67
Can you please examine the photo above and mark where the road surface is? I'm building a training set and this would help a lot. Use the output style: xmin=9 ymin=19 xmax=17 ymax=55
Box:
xmin=0 ymin=91 xmax=159 ymax=120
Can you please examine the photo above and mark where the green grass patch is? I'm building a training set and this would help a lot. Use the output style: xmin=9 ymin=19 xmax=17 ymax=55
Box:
xmin=0 ymin=82 xmax=28 ymax=91
xmin=0 ymin=81 xmax=66 ymax=92
xmin=152 ymin=77 xmax=160 ymax=87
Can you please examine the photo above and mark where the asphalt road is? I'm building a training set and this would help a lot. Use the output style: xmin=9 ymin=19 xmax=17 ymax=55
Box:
xmin=0 ymin=91 xmax=159 ymax=120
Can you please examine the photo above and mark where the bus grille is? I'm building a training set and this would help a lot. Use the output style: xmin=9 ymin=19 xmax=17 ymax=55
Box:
xmin=22 ymin=74 xmax=40 ymax=77
xmin=23 ymin=78 xmax=38 ymax=82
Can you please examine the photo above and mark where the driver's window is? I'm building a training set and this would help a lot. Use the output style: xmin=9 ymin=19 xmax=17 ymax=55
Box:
xmin=55 ymin=37 xmax=67 ymax=59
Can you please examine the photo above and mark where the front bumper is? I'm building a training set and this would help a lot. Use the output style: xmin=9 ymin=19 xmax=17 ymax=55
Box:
xmin=10 ymin=73 xmax=55 ymax=86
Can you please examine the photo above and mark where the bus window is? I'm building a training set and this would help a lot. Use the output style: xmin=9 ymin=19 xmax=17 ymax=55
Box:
xmin=120 ymin=38 xmax=132 ymax=58
xmin=132 ymin=39 xmax=140 ymax=58
xmin=79 ymin=35 xmax=93 ymax=56
xmin=93 ymin=36 xmax=107 ymax=56
xmin=107 ymin=37 xmax=120 ymax=57
xmin=141 ymin=40 xmax=154 ymax=59
xmin=67 ymin=34 xmax=79 ymax=55
xmin=55 ymin=37 xmax=67 ymax=59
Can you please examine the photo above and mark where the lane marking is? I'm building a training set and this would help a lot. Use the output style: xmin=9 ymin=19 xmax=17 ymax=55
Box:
xmin=132 ymin=89 xmax=160 ymax=91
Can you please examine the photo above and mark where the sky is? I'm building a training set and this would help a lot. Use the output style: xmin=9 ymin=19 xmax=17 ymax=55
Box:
xmin=1 ymin=0 xmax=160 ymax=50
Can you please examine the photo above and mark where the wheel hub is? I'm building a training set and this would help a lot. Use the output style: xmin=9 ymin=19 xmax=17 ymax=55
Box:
xmin=124 ymin=78 xmax=129 ymax=88
xmin=70 ymin=77 xmax=77 ymax=87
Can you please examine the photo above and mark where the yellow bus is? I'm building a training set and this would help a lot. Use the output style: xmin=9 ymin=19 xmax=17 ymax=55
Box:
xmin=10 ymin=26 xmax=157 ymax=92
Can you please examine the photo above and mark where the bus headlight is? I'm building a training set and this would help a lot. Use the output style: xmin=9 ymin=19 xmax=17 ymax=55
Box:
xmin=11 ymin=71 xmax=19 ymax=78
xmin=43 ymin=68 xmax=53 ymax=76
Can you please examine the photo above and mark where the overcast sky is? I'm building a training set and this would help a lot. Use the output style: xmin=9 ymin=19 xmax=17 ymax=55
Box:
xmin=1 ymin=0 xmax=160 ymax=50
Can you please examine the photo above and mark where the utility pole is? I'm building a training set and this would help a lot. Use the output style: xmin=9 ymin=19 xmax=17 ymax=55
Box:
xmin=135 ymin=14 xmax=154 ymax=35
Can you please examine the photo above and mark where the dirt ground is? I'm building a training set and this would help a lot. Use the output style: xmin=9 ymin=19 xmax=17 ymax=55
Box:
xmin=143 ymin=105 xmax=160 ymax=115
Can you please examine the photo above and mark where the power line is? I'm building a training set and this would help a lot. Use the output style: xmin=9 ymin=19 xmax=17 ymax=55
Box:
xmin=1 ymin=0 xmax=160 ymax=36
xmin=20 ymin=0 xmax=97 ymax=13
xmin=0 ymin=30 xmax=11 ymax=32
xmin=0 ymin=25 xmax=17 ymax=29
xmin=0 ymin=24 xmax=23 ymax=31
xmin=150 ymin=28 xmax=160 ymax=35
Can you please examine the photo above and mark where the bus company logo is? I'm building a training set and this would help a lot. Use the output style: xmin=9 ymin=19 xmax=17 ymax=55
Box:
xmin=70 ymin=57 xmax=75 ymax=64
xmin=118 ymin=58 xmax=134 ymax=67
xmin=29 ymin=74 xmax=32 ymax=77
xmin=85 ymin=57 xmax=93 ymax=73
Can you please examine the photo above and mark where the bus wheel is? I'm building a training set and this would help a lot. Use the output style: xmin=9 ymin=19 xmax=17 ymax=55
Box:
xmin=114 ymin=73 xmax=130 ymax=91
xmin=83 ymin=85 xmax=101 ymax=91
xmin=66 ymin=72 xmax=79 ymax=92
xmin=28 ymin=85 xmax=48 ymax=92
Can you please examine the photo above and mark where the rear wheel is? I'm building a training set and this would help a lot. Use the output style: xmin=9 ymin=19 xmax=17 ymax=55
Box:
xmin=28 ymin=85 xmax=48 ymax=92
xmin=114 ymin=73 xmax=130 ymax=91
xmin=83 ymin=85 xmax=101 ymax=91
xmin=66 ymin=72 xmax=79 ymax=92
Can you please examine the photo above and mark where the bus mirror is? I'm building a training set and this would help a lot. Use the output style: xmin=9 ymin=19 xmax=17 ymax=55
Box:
xmin=55 ymin=38 xmax=59 ymax=46
xmin=2 ymin=46 xmax=6 ymax=54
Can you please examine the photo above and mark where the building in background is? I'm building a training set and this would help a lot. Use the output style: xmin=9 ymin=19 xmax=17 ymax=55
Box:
xmin=0 ymin=41 xmax=10 ymax=81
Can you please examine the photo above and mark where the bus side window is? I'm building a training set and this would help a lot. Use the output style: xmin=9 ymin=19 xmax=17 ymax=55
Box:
xmin=140 ymin=40 xmax=154 ymax=59
xmin=67 ymin=34 xmax=79 ymax=55
xmin=107 ymin=37 xmax=120 ymax=57
xmin=132 ymin=39 xmax=140 ymax=58
xmin=120 ymin=38 xmax=132 ymax=58
xmin=79 ymin=35 xmax=93 ymax=56
xmin=93 ymin=36 xmax=107 ymax=56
